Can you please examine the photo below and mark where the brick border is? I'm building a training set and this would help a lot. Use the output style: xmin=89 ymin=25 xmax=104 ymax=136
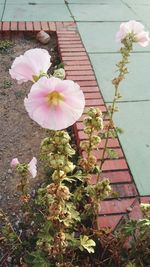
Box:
xmin=1 ymin=21 xmax=149 ymax=230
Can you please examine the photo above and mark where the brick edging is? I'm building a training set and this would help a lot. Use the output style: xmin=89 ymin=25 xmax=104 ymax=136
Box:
xmin=1 ymin=21 xmax=149 ymax=230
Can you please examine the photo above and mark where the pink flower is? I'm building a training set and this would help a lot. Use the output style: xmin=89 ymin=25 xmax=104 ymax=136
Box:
xmin=116 ymin=20 xmax=150 ymax=47
xmin=24 ymin=77 xmax=85 ymax=130
xmin=9 ymin=48 xmax=51 ymax=84
xmin=10 ymin=158 xmax=19 ymax=168
xmin=28 ymin=157 xmax=37 ymax=178
xmin=10 ymin=157 xmax=37 ymax=178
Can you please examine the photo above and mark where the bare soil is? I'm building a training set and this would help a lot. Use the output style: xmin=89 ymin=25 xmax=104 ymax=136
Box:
xmin=0 ymin=32 xmax=59 ymax=215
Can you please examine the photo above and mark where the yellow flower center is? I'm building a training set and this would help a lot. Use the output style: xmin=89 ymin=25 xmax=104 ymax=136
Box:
xmin=47 ymin=91 xmax=64 ymax=106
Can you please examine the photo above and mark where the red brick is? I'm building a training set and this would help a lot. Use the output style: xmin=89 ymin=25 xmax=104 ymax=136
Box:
xmin=82 ymin=148 xmax=123 ymax=161
xmin=63 ymin=22 xmax=76 ymax=27
xmin=92 ymin=171 xmax=132 ymax=183
xmin=58 ymin=37 xmax=81 ymax=42
xmin=65 ymin=65 xmax=92 ymax=71
xmin=0 ymin=22 xmax=2 ymax=31
xmin=99 ymin=198 xmax=135 ymax=215
xmin=84 ymin=92 xmax=102 ymax=98
xmin=2 ymin=22 xmax=10 ymax=31
xmin=26 ymin=22 xmax=33 ymax=31
xmin=140 ymin=196 xmax=150 ymax=203
xmin=57 ymin=31 xmax=77 ymax=35
xmin=97 ymin=215 xmax=123 ymax=230
xmin=83 ymin=105 xmax=107 ymax=113
xmin=103 ymin=171 xmax=132 ymax=183
xmin=66 ymin=70 xmax=94 ymax=76
xmin=77 ymin=80 xmax=97 ymax=86
xmin=18 ymin=22 xmax=25 ymax=31
xmin=60 ymin=44 xmax=83 ymax=49
xmin=81 ymin=86 xmax=99 ymax=92
xmin=62 ymin=52 xmax=87 ymax=57
xmin=61 ymin=48 xmax=86 ymax=53
xmin=63 ymin=56 xmax=88 ymax=61
xmin=85 ymin=98 xmax=104 ymax=106
xmin=48 ymin=22 xmax=56 ymax=31
xmin=77 ymin=131 xmax=119 ymax=147
xmin=59 ymin=41 xmax=82 ymax=46
xmin=56 ymin=22 xmax=64 ymax=30
xmin=102 ymin=159 xmax=128 ymax=171
xmin=66 ymin=75 xmax=95 ymax=82
xmin=64 ymin=61 xmax=91 ymax=66
xmin=33 ymin=22 xmax=41 ymax=31
xmin=111 ymin=184 xmax=137 ymax=198
xmin=41 ymin=21 xmax=49 ymax=31
xmin=128 ymin=200 xmax=143 ymax=220
xmin=11 ymin=22 xmax=18 ymax=31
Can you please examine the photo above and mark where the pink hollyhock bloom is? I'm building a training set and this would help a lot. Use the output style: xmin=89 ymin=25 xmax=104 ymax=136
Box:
xmin=10 ymin=158 xmax=19 ymax=168
xmin=24 ymin=77 xmax=85 ymax=130
xmin=116 ymin=20 xmax=150 ymax=47
xmin=10 ymin=157 xmax=37 ymax=178
xmin=28 ymin=157 xmax=37 ymax=178
xmin=9 ymin=48 xmax=51 ymax=84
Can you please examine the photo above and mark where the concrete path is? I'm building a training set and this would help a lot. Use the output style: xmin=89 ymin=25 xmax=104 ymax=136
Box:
xmin=1 ymin=0 xmax=150 ymax=196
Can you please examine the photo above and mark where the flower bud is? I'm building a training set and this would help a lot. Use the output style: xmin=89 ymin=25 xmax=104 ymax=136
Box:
xmin=53 ymin=68 xmax=66 ymax=80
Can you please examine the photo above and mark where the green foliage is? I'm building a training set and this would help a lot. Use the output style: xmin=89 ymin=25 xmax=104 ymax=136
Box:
xmin=106 ymin=148 xmax=118 ymax=159
xmin=79 ymin=235 xmax=96 ymax=253
xmin=3 ymin=80 xmax=12 ymax=89
xmin=25 ymin=250 xmax=51 ymax=267
xmin=0 ymin=40 xmax=14 ymax=53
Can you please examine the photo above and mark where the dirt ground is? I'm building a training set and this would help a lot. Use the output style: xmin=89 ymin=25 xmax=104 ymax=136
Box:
xmin=0 ymin=32 xmax=59 ymax=215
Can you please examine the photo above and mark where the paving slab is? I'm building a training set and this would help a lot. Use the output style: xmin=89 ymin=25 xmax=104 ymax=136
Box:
xmin=3 ymin=4 xmax=73 ymax=21
xmin=122 ymin=0 xmax=150 ymax=5
xmin=69 ymin=3 xmax=137 ymax=22
xmin=77 ymin=22 xmax=150 ymax=53
xmin=6 ymin=0 xmax=64 ymax=3
xmin=130 ymin=5 xmax=150 ymax=31
xmin=114 ymin=101 xmax=150 ymax=196
xmin=89 ymin=52 xmax=150 ymax=102
xmin=68 ymin=0 xmax=121 ymax=3
xmin=0 ymin=4 xmax=4 ymax=19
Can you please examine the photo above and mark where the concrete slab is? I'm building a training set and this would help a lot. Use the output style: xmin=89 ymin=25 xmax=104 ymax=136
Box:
xmin=123 ymin=0 xmax=150 ymax=5
xmin=77 ymin=22 xmax=150 ymax=53
xmin=114 ymin=101 xmax=150 ymax=195
xmin=68 ymin=0 xmax=121 ymax=3
xmin=130 ymin=5 xmax=150 ymax=31
xmin=0 ymin=4 xmax=4 ymax=19
xmin=89 ymin=52 xmax=150 ymax=102
xmin=3 ymin=4 xmax=73 ymax=21
xmin=6 ymin=0 xmax=64 ymax=3
xmin=69 ymin=3 xmax=137 ymax=21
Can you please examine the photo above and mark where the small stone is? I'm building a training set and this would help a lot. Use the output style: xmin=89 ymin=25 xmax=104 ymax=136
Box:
xmin=127 ymin=207 xmax=132 ymax=212
xmin=7 ymin=256 xmax=12 ymax=263
xmin=36 ymin=30 xmax=51 ymax=44
xmin=0 ymin=195 xmax=2 ymax=200
xmin=7 ymin=169 xmax=12 ymax=174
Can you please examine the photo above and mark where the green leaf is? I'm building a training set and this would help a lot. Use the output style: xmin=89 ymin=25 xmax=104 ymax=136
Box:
xmin=106 ymin=148 xmax=118 ymax=159
xmin=79 ymin=235 xmax=96 ymax=253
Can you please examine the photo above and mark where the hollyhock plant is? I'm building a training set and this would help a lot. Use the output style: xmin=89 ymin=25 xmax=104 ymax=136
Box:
xmin=10 ymin=157 xmax=37 ymax=178
xmin=24 ymin=76 xmax=85 ymax=130
xmin=9 ymin=48 xmax=51 ymax=84
xmin=116 ymin=20 xmax=150 ymax=47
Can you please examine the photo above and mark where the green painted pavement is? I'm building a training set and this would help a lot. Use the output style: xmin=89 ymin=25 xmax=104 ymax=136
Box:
xmin=77 ymin=22 xmax=150 ymax=53
xmin=89 ymin=53 xmax=150 ymax=102
xmin=122 ymin=0 xmax=150 ymax=5
xmin=0 ymin=4 xmax=4 ymax=19
xmin=6 ymin=0 xmax=64 ymax=3
xmin=69 ymin=4 xmax=137 ymax=21
xmin=3 ymin=4 xmax=72 ymax=21
xmin=114 ymin=101 xmax=150 ymax=196
xmin=130 ymin=5 xmax=150 ymax=30
xmin=68 ymin=0 xmax=121 ymax=4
